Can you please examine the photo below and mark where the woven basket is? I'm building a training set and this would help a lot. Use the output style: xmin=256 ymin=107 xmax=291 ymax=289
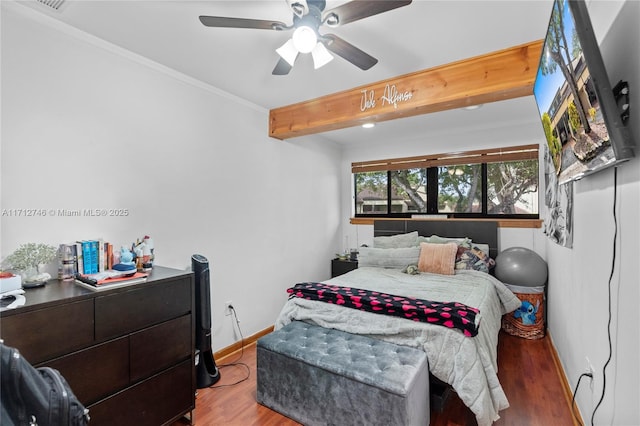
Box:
xmin=502 ymin=291 xmax=545 ymax=340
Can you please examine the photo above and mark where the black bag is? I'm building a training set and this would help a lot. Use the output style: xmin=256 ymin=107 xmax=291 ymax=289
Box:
xmin=0 ymin=342 xmax=89 ymax=426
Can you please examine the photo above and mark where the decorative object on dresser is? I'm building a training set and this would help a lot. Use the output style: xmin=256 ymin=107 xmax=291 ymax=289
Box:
xmin=495 ymin=247 xmax=548 ymax=339
xmin=0 ymin=266 xmax=195 ymax=426
xmin=3 ymin=243 xmax=58 ymax=288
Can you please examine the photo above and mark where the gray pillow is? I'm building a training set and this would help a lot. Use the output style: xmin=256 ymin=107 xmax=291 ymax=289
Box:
xmin=373 ymin=231 xmax=419 ymax=249
xmin=358 ymin=246 xmax=421 ymax=269
xmin=427 ymin=234 xmax=490 ymax=255
xmin=416 ymin=235 xmax=431 ymax=245
xmin=428 ymin=235 xmax=472 ymax=247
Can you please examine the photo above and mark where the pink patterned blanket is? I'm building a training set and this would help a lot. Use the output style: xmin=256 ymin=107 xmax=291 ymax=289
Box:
xmin=288 ymin=282 xmax=480 ymax=337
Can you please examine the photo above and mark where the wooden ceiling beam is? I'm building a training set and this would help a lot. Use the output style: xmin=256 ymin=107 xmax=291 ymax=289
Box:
xmin=269 ymin=40 xmax=543 ymax=140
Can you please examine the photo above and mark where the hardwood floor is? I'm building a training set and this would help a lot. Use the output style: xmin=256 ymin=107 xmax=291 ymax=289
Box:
xmin=176 ymin=331 xmax=578 ymax=426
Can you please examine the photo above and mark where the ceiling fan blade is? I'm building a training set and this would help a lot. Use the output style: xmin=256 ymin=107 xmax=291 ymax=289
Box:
xmin=272 ymin=57 xmax=296 ymax=75
xmin=199 ymin=16 xmax=289 ymax=31
xmin=321 ymin=34 xmax=378 ymax=70
xmin=322 ymin=0 xmax=412 ymax=26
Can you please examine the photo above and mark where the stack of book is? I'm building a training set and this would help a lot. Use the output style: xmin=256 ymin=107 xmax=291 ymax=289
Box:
xmin=75 ymin=270 xmax=147 ymax=292
xmin=59 ymin=240 xmax=115 ymax=276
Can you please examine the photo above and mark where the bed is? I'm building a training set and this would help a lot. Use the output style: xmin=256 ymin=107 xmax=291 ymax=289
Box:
xmin=274 ymin=220 xmax=521 ymax=426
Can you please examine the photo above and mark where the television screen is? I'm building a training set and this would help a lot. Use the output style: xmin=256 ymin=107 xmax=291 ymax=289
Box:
xmin=533 ymin=0 xmax=634 ymax=185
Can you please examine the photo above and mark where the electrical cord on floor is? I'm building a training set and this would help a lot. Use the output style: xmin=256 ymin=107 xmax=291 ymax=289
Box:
xmin=572 ymin=372 xmax=593 ymax=426
xmin=590 ymin=167 xmax=618 ymax=425
xmin=208 ymin=305 xmax=251 ymax=388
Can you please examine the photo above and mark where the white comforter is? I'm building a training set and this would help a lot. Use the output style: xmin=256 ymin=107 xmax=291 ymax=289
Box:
xmin=274 ymin=267 xmax=521 ymax=426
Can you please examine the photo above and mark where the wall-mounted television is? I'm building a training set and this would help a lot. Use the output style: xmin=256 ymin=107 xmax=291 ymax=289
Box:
xmin=533 ymin=0 xmax=634 ymax=185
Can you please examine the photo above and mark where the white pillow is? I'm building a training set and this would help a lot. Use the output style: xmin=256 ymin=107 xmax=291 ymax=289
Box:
xmin=427 ymin=235 xmax=491 ymax=254
xmin=373 ymin=231 xmax=419 ymax=249
xmin=428 ymin=234 xmax=472 ymax=247
xmin=472 ymin=243 xmax=491 ymax=255
xmin=358 ymin=246 xmax=421 ymax=269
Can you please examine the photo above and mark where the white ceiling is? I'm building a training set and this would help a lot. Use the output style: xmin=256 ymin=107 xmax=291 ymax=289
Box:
xmin=17 ymin=0 xmax=554 ymax=145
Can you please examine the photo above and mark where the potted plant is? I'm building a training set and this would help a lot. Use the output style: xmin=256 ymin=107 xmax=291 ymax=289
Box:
xmin=4 ymin=243 xmax=58 ymax=287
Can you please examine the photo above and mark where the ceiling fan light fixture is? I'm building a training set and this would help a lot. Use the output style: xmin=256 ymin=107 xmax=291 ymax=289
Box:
xmin=200 ymin=0 xmax=413 ymax=75
xmin=292 ymin=25 xmax=317 ymax=53
xmin=311 ymin=42 xmax=333 ymax=69
xmin=324 ymin=12 xmax=339 ymax=27
xmin=276 ymin=39 xmax=299 ymax=66
xmin=288 ymin=1 xmax=308 ymax=18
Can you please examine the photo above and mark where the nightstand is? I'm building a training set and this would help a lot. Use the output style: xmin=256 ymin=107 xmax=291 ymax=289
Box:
xmin=331 ymin=258 xmax=358 ymax=278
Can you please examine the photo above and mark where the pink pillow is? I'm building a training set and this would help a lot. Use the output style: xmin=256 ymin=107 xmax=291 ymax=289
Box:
xmin=418 ymin=242 xmax=458 ymax=275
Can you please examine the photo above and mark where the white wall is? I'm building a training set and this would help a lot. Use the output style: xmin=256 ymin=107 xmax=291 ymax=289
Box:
xmin=547 ymin=1 xmax=639 ymax=424
xmin=0 ymin=2 xmax=342 ymax=350
xmin=338 ymin=2 xmax=639 ymax=424
xmin=2 ymin=1 xmax=638 ymax=423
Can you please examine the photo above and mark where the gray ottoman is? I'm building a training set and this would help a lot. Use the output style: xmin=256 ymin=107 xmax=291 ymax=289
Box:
xmin=256 ymin=321 xmax=430 ymax=426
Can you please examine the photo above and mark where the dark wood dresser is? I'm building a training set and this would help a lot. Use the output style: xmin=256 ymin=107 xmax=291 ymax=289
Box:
xmin=0 ymin=266 xmax=195 ymax=426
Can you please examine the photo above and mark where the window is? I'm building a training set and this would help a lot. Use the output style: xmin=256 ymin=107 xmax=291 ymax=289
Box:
xmin=487 ymin=159 xmax=539 ymax=214
xmin=355 ymin=171 xmax=388 ymax=214
xmin=438 ymin=165 xmax=482 ymax=213
xmin=390 ymin=169 xmax=428 ymax=213
xmin=352 ymin=145 xmax=539 ymax=219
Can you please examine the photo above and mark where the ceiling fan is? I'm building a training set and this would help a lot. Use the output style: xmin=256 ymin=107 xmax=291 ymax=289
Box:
xmin=199 ymin=0 xmax=412 ymax=75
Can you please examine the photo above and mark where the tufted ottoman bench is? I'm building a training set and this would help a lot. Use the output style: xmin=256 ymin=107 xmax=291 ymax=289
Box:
xmin=256 ymin=321 xmax=430 ymax=426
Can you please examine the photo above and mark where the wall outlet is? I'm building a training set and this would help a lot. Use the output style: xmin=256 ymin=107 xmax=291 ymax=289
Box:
xmin=585 ymin=357 xmax=595 ymax=389
xmin=224 ymin=300 xmax=233 ymax=316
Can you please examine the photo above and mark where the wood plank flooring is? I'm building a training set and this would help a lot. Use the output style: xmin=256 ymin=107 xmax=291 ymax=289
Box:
xmin=176 ymin=331 xmax=578 ymax=426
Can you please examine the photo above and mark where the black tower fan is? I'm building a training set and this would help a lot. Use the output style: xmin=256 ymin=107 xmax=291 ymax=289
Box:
xmin=192 ymin=254 xmax=221 ymax=388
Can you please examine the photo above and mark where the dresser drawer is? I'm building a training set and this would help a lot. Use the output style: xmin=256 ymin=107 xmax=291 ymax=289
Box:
xmin=95 ymin=277 xmax=192 ymax=341
xmin=46 ymin=337 xmax=129 ymax=405
xmin=87 ymin=359 xmax=194 ymax=426
xmin=1 ymin=299 xmax=94 ymax=365
xmin=130 ymin=314 xmax=192 ymax=383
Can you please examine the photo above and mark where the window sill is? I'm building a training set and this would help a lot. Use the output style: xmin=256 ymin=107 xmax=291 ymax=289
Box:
xmin=349 ymin=217 xmax=542 ymax=229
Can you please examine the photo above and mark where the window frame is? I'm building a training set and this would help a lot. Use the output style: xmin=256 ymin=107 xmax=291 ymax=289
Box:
xmin=352 ymin=144 xmax=539 ymax=220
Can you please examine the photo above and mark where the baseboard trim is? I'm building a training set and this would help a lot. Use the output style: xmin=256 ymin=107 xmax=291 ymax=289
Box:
xmin=547 ymin=331 xmax=583 ymax=426
xmin=214 ymin=325 xmax=274 ymax=362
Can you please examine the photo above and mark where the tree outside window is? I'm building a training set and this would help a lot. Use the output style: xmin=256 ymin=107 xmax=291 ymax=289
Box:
xmin=437 ymin=165 xmax=482 ymax=213
xmin=487 ymin=160 xmax=539 ymax=214
xmin=390 ymin=169 xmax=427 ymax=213
xmin=355 ymin=171 xmax=388 ymax=214
xmin=352 ymin=145 xmax=539 ymax=219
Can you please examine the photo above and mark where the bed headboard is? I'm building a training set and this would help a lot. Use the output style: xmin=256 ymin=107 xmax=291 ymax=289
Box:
xmin=373 ymin=220 xmax=499 ymax=259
